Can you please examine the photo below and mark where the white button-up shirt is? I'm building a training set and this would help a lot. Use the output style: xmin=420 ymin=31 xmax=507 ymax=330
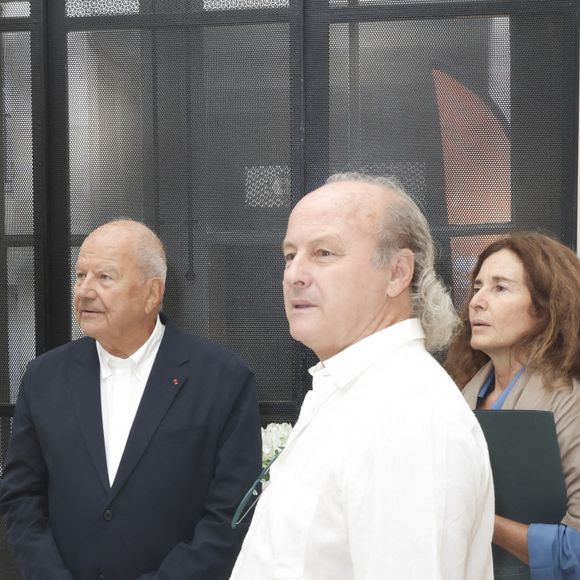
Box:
xmin=230 ymin=319 xmax=494 ymax=580
xmin=97 ymin=316 xmax=165 ymax=486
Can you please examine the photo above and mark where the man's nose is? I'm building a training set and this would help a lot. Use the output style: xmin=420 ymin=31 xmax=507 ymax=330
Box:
xmin=75 ymin=276 xmax=97 ymax=299
xmin=283 ymin=254 xmax=310 ymax=287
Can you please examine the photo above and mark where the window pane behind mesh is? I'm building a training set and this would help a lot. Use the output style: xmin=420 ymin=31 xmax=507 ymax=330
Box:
xmin=0 ymin=2 xmax=30 ymax=18
xmin=1 ymin=29 xmax=33 ymax=417
xmin=67 ymin=22 xmax=300 ymax=417
xmin=66 ymin=0 xmax=290 ymax=17
xmin=313 ymin=13 xmax=574 ymax=310
xmin=2 ymin=31 xmax=32 ymax=236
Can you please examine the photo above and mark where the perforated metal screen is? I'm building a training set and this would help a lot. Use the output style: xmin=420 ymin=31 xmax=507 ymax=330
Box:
xmin=65 ymin=18 xmax=303 ymax=421
xmin=0 ymin=1 xmax=578 ymax=576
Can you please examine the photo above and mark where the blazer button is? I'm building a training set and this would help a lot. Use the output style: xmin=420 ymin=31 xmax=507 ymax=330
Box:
xmin=97 ymin=574 xmax=104 ymax=580
xmin=103 ymin=508 xmax=113 ymax=521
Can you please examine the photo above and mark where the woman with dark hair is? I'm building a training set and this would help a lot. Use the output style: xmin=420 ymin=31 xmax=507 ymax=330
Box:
xmin=446 ymin=232 xmax=580 ymax=579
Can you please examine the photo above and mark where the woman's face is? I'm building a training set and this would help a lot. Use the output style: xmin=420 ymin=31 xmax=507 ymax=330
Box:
xmin=469 ymin=249 xmax=541 ymax=360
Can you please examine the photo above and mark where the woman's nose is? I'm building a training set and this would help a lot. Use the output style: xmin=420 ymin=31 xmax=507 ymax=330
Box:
xmin=470 ymin=288 xmax=486 ymax=310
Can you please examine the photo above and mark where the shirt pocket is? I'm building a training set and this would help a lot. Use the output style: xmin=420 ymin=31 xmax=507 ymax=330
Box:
xmin=269 ymin=479 xmax=320 ymax=578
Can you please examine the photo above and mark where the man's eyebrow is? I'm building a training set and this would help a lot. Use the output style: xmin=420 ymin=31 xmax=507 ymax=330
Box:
xmin=282 ymin=234 xmax=344 ymax=249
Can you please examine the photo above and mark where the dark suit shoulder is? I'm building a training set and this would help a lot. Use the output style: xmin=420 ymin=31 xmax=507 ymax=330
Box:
xmin=162 ymin=325 xmax=253 ymax=376
xmin=27 ymin=336 xmax=96 ymax=370
xmin=20 ymin=337 xmax=96 ymax=401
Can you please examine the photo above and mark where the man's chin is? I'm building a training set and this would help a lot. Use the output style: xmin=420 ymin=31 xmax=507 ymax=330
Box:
xmin=78 ymin=321 xmax=100 ymax=339
xmin=288 ymin=325 xmax=317 ymax=350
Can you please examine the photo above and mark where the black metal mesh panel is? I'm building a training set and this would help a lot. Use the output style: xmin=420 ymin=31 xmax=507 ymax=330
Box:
xmin=2 ymin=33 xmax=33 ymax=238
xmin=6 ymin=247 xmax=35 ymax=397
xmin=1 ymin=29 xmax=33 ymax=400
xmin=0 ymin=1 xmax=30 ymax=18
xmin=68 ymin=30 xmax=155 ymax=229
xmin=66 ymin=0 xmax=289 ymax=17
xmin=306 ymin=11 xmax=576 ymax=311
xmin=67 ymin=18 xmax=303 ymax=422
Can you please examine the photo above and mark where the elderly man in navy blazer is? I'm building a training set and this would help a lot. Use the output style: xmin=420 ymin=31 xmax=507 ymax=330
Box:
xmin=0 ymin=219 xmax=262 ymax=580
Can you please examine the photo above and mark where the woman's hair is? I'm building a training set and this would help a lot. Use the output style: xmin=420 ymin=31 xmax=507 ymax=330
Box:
xmin=445 ymin=232 xmax=580 ymax=388
xmin=327 ymin=172 xmax=459 ymax=352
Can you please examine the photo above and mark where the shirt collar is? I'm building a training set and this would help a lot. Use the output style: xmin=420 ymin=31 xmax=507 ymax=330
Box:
xmin=97 ymin=316 xmax=165 ymax=380
xmin=309 ymin=318 xmax=425 ymax=391
xmin=477 ymin=369 xmax=495 ymax=401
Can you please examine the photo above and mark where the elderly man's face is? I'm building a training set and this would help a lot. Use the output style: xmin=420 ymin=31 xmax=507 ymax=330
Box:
xmin=282 ymin=182 xmax=396 ymax=361
xmin=74 ymin=226 xmax=158 ymax=357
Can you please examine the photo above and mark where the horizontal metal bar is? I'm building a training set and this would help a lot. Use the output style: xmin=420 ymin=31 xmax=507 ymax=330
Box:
xmin=431 ymin=222 xmax=516 ymax=238
xmin=0 ymin=404 xmax=15 ymax=418
xmin=322 ymin=0 xmax=575 ymax=22
xmin=62 ymin=7 xmax=298 ymax=32
xmin=202 ymin=222 xmax=515 ymax=246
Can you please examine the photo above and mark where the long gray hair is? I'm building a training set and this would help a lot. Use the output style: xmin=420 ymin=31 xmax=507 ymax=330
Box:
xmin=326 ymin=172 xmax=459 ymax=352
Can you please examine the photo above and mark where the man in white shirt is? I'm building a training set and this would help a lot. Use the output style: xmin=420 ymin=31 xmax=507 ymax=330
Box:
xmin=0 ymin=220 xmax=261 ymax=580
xmin=230 ymin=172 xmax=494 ymax=580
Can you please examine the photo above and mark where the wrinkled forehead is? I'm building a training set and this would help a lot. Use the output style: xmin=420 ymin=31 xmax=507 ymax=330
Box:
xmin=289 ymin=181 xmax=392 ymax=235
xmin=78 ymin=225 xmax=138 ymax=264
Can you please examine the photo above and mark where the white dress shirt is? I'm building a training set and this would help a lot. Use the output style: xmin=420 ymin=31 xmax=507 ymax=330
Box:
xmin=230 ymin=319 xmax=494 ymax=580
xmin=97 ymin=316 xmax=165 ymax=486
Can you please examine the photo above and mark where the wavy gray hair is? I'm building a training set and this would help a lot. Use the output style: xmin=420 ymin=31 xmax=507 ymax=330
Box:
xmin=326 ymin=172 xmax=458 ymax=352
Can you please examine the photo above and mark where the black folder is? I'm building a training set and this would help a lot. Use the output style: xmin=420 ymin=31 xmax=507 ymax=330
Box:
xmin=474 ymin=410 xmax=567 ymax=579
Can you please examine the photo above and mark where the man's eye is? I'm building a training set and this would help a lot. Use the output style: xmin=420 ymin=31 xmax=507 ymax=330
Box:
xmin=76 ymin=272 xmax=85 ymax=280
xmin=317 ymin=249 xmax=332 ymax=257
xmin=284 ymin=253 xmax=295 ymax=262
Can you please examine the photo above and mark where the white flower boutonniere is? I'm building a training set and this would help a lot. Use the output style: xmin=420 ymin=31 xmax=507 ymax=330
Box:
xmin=261 ymin=422 xmax=292 ymax=481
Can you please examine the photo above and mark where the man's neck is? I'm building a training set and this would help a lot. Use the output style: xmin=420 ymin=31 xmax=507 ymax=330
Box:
xmin=98 ymin=317 xmax=159 ymax=359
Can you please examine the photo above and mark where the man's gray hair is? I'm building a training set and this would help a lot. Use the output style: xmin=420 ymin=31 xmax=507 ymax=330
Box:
xmin=326 ymin=172 xmax=459 ymax=351
xmin=104 ymin=219 xmax=167 ymax=282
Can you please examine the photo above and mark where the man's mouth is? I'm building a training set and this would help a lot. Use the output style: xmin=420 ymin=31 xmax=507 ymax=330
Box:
xmin=292 ymin=301 xmax=315 ymax=310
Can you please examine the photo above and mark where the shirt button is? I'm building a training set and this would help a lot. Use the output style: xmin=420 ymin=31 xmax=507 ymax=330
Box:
xmin=103 ymin=508 xmax=113 ymax=521
xmin=97 ymin=574 xmax=104 ymax=580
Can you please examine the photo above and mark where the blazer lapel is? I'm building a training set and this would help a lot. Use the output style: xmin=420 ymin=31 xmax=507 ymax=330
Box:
xmin=68 ymin=338 xmax=110 ymax=493
xmin=107 ymin=327 xmax=189 ymax=500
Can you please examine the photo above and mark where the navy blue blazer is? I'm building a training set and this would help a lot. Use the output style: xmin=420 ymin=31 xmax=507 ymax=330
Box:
xmin=0 ymin=323 xmax=262 ymax=580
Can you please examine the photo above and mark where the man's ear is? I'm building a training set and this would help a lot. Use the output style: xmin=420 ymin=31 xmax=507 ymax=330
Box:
xmin=386 ymin=249 xmax=415 ymax=298
xmin=145 ymin=277 xmax=165 ymax=314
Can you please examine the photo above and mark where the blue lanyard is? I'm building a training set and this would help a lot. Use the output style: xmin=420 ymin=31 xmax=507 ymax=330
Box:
xmin=489 ymin=366 xmax=525 ymax=410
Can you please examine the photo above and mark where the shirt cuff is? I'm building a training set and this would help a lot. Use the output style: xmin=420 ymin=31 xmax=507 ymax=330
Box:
xmin=528 ymin=523 xmax=558 ymax=579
